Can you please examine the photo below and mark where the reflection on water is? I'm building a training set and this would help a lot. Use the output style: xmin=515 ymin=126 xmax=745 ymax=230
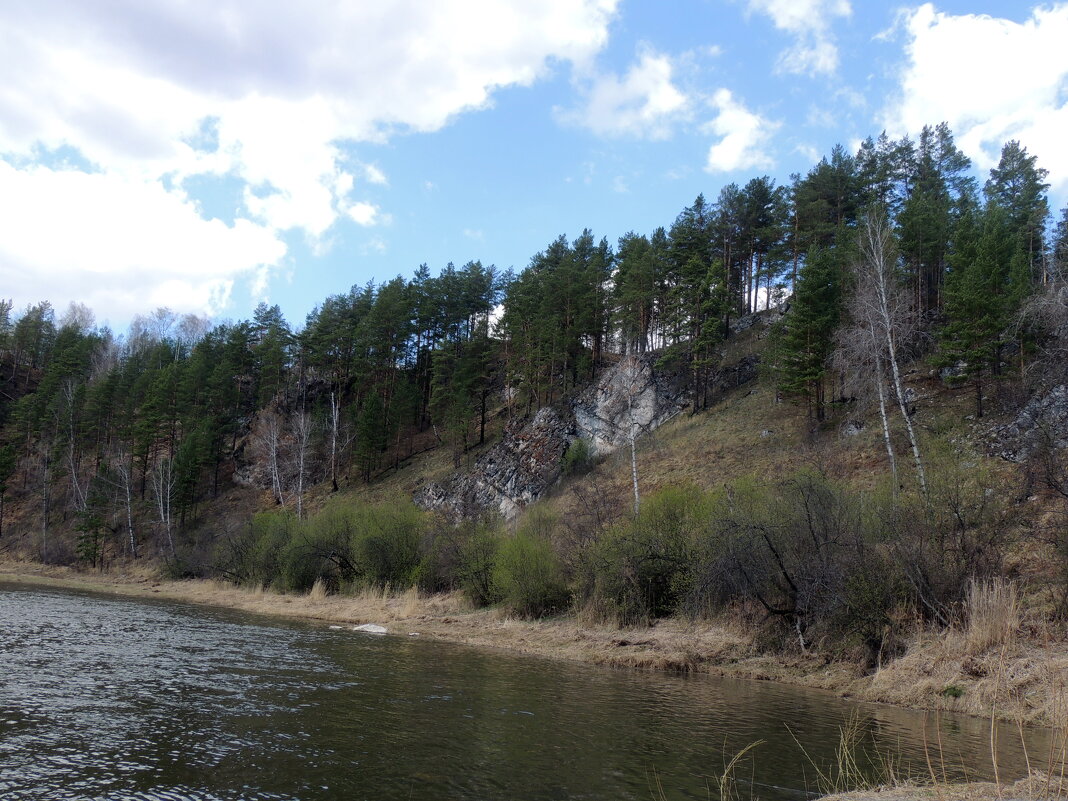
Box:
xmin=0 ymin=582 xmax=1055 ymax=800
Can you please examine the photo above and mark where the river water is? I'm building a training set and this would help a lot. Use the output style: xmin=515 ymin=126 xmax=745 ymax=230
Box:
xmin=0 ymin=583 xmax=1056 ymax=800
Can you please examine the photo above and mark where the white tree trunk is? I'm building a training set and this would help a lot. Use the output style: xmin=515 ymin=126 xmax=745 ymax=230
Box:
xmin=151 ymin=456 xmax=175 ymax=555
xmin=873 ymin=352 xmax=897 ymax=493
xmin=329 ymin=391 xmax=340 ymax=491
xmin=864 ymin=213 xmax=929 ymax=501
xmin=292 ymin=410 xmax=312 ymax=519
xmin=114 ymin=459 xmax=136 ymax=558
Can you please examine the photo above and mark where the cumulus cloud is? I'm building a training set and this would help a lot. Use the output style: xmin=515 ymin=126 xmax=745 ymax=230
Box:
xmin=0 ymin=161 xmax=285 ymax=320
xmin=746 ymin=0 xmax=852 ymax=76
xmin=0 ymin=0 xmax=619 ymax=320
xmin=559 ymin=46 xmax=689 ymax=139
xmin=703 ymin=89 xmax=780 ymax=173
xmin=363 ymin=164 xmax=388 ymax=186
xmin=882 ymin=3 xmax=1068 ymax=191
xmin=347 ymin=202 xmax=387 ymax=227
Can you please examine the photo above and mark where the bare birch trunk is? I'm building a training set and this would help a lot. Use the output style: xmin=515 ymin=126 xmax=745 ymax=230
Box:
xmin=292 ymin=410 xmax=311 ymax=520
xmin=864 ymin=213 xmax=929 ymax=501
xmin=151 ymin=456 xmax=174 ymax=555
xmin=329 ymin=391 xmax=340 ymax=492
xmin=873 ymin=352 xmax=897 ymax=492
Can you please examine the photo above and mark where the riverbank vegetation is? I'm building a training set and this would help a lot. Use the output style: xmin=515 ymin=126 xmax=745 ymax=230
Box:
xmin=1 ymin=122 xmax=1068 ymax=725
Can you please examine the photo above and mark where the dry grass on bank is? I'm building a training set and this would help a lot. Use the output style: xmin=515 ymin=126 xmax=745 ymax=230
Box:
xmin=0 ymin=560 xmax=754 ymax=673
xmin=866 ymin=579 xmax=1068 ymax=727
xmin=818 ymin=772 xmax=1068 ymax=801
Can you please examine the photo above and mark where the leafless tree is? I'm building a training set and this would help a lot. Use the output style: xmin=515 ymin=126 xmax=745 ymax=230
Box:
xmin=255 ymin=405 xmax=317 ymax=516
xmin=151 ymin=456 xmax=175 ymax=555
xmin=836 ymin=209 xmax=928 ymax=500
xmin=1019 ymin=278 xmax=1068 ymax=384
xmin=59 ymin=301 xmax=95 ymax=333
xmin=621 ymin=356 xmax=643 ymax=516
xmin=326 ymin=391 xmax=355 ymax=492
xmin=60 ymin=378 xmax=90 ymax=513
xmin=111 ymin=452 xmax=137 ymax=558
xmin=291 ymin=409 xmax=313 ymax=519
xmin=174 ymin=313 xmax=211 ymax=360
xmin=258 ymin=410 xmax=287 ymax=508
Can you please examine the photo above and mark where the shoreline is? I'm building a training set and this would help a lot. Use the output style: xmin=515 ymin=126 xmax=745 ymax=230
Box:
xmin=2 ymin=561 xmax=1065 ymax=730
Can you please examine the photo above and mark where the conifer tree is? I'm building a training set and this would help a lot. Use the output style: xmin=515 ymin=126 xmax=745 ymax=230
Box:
xmin=772 ymin=246 xmax=845 ymax=421
xmin=939 ymin=203 xmax=1026 ymax=417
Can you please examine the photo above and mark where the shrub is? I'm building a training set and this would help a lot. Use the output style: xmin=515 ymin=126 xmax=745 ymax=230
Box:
xmin=492 ymin=530 xmax=569 ymax=618
xmin=561 ymin=437 xmax=594 ymax=477
xmin=246 ymin=511 xmax=295 ymax=589
xmin=354 ymin=500 xmax=426 ymax=588
xmin=455 ymin=523 xmax=504 ymax=605
xmin=588 ymin=485 xmax=707 ymax=625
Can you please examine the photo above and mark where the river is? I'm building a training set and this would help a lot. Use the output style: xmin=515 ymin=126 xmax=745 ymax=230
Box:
xmin=0 ymin=582 xmax=1056 ymax=800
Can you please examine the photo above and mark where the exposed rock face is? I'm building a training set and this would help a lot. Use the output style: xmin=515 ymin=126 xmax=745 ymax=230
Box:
xmin=573 ymin=354 xmax=687 ymax=458
xmin=414 ymin=407 xmax=572 ymax=519
xmin=995 ymin=384 xmax=1068 ymax=462
xmin=710 ymin=354 xmax=759 ymax=399
xmin=415 ymin=355 xmax=687 ymax=519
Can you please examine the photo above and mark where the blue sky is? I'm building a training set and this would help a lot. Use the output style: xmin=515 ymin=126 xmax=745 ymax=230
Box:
xmin=1 ymin=1 xmax=1066 ymax=333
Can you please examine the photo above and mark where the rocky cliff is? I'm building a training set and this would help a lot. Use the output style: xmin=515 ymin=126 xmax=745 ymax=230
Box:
xmin=995 ymin=383 xmax=1068 ymax=461
xmin=414 ymin=353 xmax=688 ymax=519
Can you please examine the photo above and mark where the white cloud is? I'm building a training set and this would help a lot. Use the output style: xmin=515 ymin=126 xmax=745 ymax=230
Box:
xmin=347 ymin=202 xmax=386 ymax=227
xmin=560 ymin=45 xmax=689 ymax=139
xmin=703 ymin=89 xmax=780 ymax=172
xmin=746 ymin=0 xmax=852 ymax=76
xmin=882 ymin=3 xmax=1068 ymax=192
xmin=363 ymin=237 xmax=388 ymax=255
xmin=0 ymin=0 xmax=619 ymax=320
xmin=363 ymin=164 xmax=388 ymax=186
xmin=0 ymin=161 xmax=285 ymax=320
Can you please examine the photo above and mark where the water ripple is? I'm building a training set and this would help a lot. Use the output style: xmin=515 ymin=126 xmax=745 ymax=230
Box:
xmin=0 ymin=582 xmax=1053 ymax=801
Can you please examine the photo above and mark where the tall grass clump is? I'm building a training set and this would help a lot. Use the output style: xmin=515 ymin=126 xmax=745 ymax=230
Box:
xmin=964 ymin=578 xmax=1020 ymax=655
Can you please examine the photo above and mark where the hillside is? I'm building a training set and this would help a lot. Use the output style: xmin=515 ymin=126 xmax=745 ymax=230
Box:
xmin=2 ymin=127 xmax=1068 ymax=728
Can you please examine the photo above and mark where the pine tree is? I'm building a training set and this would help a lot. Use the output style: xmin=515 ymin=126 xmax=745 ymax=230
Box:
xmin=984 ymin=140 xmax=1050 ymax=276
xmin=772 ymin=246 xmax=845 ymax=421
xmin=898 ymin=122 xmax=976 ymax=313
xmin=939 ymin=203 xmax=1026 ymax=417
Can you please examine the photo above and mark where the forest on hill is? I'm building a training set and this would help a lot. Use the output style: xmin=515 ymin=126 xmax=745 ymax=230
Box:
xmin=2 ymin=122 xmax=1068 ymax=662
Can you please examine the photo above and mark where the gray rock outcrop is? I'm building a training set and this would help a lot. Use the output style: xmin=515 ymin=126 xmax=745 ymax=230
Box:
xmin=995 ymin=384 xmax=1068 ymax=462
xmin=415 ymin=354 xmax=687 ymax=519
xmin=414 ymin=406 xmax=572 ymax=519
xmin=573 ymin=354 xmax=686 ymax=458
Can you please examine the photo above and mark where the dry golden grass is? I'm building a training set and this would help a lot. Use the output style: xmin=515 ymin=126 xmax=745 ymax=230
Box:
xmin=817 ymin=772 xmax=1068 ymax=801
xmin=864 ymin=618 xmax=1068 ymax=727
xmin=964 ymin=579 xmax=1021 ymax=656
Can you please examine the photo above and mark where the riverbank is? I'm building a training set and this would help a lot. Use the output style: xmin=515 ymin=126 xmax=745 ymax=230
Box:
xmin=2 ymin=560 xmax=1066 ymax=730
xmin=817 ymin=772 xmax=1068 ymax=801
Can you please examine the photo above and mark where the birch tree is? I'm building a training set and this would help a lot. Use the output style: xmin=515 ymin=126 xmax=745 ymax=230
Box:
xmin=258 ymin=410 xmax=286 ymax=507
xmin=291 ymin=409 xmax=312 ymax=519
xmin=151 ymin=455 xmax=175 ymax=555
xmin=106 ymin=452 xmax=138 ymax=558
xmin=841 ymin=210 xmax=928 ymax=498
